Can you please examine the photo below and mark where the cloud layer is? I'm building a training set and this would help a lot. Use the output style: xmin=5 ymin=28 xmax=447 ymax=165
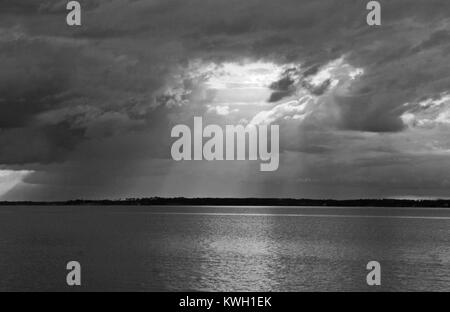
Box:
xmin=1 ymin=0 xmax=450 ymax=199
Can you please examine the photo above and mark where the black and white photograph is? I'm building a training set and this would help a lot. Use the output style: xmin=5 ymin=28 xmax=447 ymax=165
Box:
xmin=0 ymin=0 xmax=450 ymax=296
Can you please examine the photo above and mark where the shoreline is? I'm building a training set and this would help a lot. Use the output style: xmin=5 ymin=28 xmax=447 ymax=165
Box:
xmin=1 ymin=198 xmax=450 ymax=208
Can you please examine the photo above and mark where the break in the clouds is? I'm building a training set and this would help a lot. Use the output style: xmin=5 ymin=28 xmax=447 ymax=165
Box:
xmin=1 ymin=0 xmax=450 ymax=200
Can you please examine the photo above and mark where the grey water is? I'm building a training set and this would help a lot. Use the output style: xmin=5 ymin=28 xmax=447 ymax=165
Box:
xmin=0 ymin=205 xmax=449 ymax=291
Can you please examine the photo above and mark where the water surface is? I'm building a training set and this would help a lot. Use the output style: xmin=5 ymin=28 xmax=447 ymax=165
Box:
xmin=0 ymin=205 xmax=449 ymax=291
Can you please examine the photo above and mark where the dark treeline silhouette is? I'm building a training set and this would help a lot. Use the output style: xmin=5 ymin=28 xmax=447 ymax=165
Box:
xmin=0 ymin=197 xmax=450 ymax=207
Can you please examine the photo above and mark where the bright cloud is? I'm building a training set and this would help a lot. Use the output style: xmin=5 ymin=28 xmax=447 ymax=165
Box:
xmin=0 ymin=170 xmax=33 ymax=199
xmin=205 ymin=61 xmax=287 ymax=90
xmin=401 ymin=93 xmax=450 ymax=128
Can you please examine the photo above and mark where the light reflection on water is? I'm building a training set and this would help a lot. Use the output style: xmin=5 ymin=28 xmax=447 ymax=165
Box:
xmin=0 ymin=206 xmax=449 ymax=291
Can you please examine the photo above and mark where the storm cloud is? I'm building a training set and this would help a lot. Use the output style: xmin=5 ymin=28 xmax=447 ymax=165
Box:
xmin=1 ymin=0 xmax=450 ymax=200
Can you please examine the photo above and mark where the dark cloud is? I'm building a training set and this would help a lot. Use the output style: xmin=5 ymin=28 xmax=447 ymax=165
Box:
xmin=0 ymin=39 xmax=72 ymax=128
xmin=412 ymin=30 xmax=450 ymax=53
xmin=268 ymin=75 xmax=296 ymax=102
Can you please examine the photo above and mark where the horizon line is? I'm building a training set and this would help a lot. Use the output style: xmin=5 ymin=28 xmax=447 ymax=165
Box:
xmin=1 ymin=197 xmax=450 ymax=207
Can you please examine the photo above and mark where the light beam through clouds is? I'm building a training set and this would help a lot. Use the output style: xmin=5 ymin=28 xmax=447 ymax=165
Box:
xmin=0 ymin=170 xmax=33 ymax=200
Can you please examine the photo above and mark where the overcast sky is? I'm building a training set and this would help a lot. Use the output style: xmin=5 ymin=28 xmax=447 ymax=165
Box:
xmin=1 ymin=0 xmax=450 ymax=200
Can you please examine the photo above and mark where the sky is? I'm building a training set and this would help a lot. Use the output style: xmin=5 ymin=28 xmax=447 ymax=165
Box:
xmin=1 ymin=0 xmax=450 ymax=200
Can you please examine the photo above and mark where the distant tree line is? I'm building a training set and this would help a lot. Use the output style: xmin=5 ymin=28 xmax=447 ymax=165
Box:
xmin=0 ymin=197 xmax=450 ymax=207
